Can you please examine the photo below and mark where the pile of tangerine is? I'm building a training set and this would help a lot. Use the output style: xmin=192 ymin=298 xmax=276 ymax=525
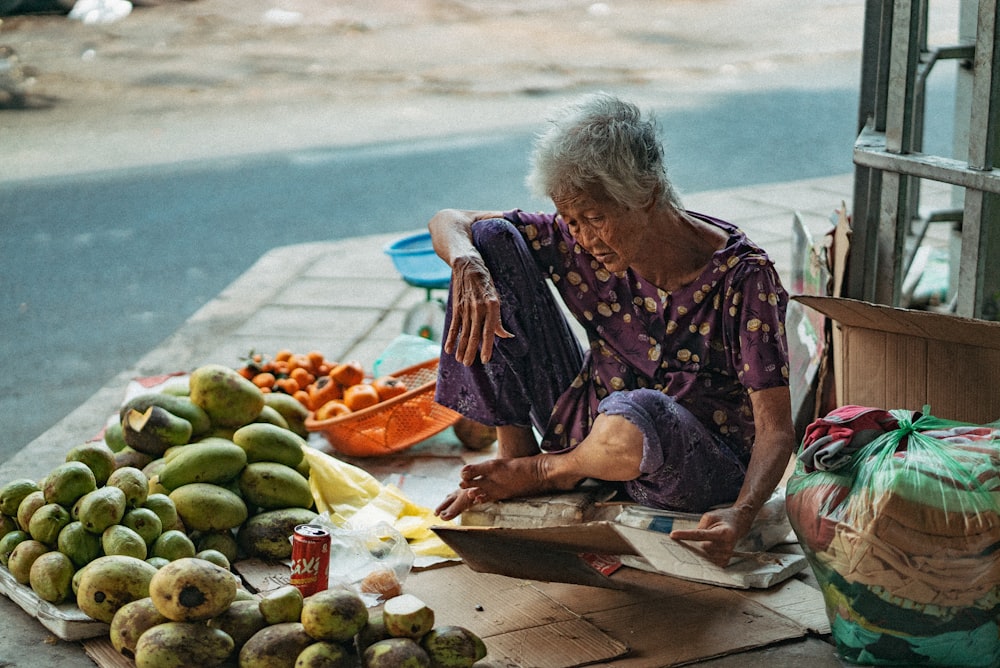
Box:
xmin=236 ymin=349 xmax=408 ymax=419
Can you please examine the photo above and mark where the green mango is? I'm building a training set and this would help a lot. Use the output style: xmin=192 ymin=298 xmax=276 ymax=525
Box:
xmin=238 ymin=462 xmax=313 ymax=510
xmin=43 ymin=461 xmax=97 ymax=508
xmin=0 ymin=478 xmax=40 ymax=516
xmin=189 ymin=364 xmax=265 ymax=429
xmin=65 ymin=441 xmax=117 ymax=486
xmin=232 ymin=422 xmax=306 ymax=469
xmin=169 ymin=483 xmax=248 ymax=533
xmin=75 ymin=486 xmax=127 ymax=535
xmin=262 ymin=392 xmax=309 ymax=438
xmin=158 ymin=440 xmax=247 ymax=491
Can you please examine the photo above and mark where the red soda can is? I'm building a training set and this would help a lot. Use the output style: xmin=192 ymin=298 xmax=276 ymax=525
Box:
xmin=289 ymin=524 xmax=330 ymax=596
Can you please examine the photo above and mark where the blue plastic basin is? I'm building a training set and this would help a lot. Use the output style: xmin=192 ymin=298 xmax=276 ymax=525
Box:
xmin=384 ymin=231 xmax=452 ymax=290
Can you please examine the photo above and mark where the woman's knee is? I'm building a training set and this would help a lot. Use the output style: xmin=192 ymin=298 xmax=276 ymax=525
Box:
xmin=471 ymin=217 xmax=521 ymax=253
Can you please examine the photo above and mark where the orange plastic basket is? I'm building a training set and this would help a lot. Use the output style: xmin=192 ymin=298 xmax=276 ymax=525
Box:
xmin=304 ymin=358 xmax=461 ymax=457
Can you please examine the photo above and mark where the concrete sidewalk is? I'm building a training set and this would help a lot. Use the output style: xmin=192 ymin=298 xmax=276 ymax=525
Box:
xmin=0 ymin=173 xmax=865 ymax=667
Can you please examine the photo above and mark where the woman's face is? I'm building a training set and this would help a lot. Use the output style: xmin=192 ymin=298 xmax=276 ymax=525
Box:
xmin=553 ymin=190 xmax=649 ymax=274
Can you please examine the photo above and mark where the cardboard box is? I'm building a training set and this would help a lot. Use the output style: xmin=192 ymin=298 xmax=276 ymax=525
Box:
xmin=794 ymin=295 xmax=1000 ymax=424
xmin=787 ymin=211 xmax=833 ymax=436
xmin=433 ymin=521 xmax=807 ymax=591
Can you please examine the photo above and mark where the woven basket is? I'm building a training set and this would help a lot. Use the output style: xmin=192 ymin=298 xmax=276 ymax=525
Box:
xmin=304 ymin=358 xmax=460 ymax=457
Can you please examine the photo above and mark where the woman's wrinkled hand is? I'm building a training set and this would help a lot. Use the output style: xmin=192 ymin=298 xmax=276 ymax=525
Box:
xmin=445 ymin=253 xmax=513 ymax=365
xmin=669 ymin=506 xmax=752 ymax=567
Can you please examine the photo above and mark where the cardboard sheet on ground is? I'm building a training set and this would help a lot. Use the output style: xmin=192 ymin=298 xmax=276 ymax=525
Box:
xmin=402 ymin=562 xmax=824 ymax=668
xmin=433 ymin=521 xmax=807 ymax=590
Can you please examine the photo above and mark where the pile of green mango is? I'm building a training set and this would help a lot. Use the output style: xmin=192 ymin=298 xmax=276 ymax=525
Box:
xmin=108 ymin=572 xmax=486 ymax=668
xmin=0 ymin=363 xmax=321 ymax=610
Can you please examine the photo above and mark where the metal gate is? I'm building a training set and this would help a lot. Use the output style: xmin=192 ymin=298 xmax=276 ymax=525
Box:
xmin=850 ymin=0 xmax=1000 ymax=319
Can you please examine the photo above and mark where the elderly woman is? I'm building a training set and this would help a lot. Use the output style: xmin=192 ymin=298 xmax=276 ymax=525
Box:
xmin=429 ymin=93 xmax=796 ymax=566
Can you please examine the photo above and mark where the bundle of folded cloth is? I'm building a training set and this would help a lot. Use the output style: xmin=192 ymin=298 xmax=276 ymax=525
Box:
xmin=786 ymin=405 xmax=1000 ymax=667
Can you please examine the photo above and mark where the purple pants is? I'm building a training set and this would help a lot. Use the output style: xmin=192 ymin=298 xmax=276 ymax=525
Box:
xmin=434 ymin=218 xmax=746 ymax=512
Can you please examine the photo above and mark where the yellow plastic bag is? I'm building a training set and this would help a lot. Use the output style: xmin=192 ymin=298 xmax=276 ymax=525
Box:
xmin=303 ymin=446 xmax=457 ymax=560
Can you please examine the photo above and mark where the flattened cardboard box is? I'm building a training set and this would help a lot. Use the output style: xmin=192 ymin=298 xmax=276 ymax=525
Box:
xmin=432 ymin=521 xmax=806 ymax=590
xmin=794 ymin=295 xmax=1000 ymax=423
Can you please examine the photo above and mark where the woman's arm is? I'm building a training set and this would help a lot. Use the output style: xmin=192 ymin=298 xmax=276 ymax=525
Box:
xmin=427 ymin=209 xmax=512 ymax=365
xmin=670 ymin=385 xmax=796 ymax=566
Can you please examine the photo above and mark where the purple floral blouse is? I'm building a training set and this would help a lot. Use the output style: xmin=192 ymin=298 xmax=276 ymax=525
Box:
xmin=504 ymin=209 xmax=790 ymax=464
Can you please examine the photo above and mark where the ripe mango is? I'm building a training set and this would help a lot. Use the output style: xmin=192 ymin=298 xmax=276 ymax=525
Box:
xmin=120 ymin=392 xmax=212 ymax=437
xmin=142 ymin=493 xmax=179 ymax=533
xmin=239 ymin=622 xmax=314 ymax=668
xmin=28 ymin=503 xmax=71 ymax=547
xmin=103 ymin=524 xmax=148 ymax=560
xmin=110 ymin=597 xmax=169 ymax=660
xmin=121 ymin=507 xmax=163 ymax=546
xmin=150 ymin=529 xmax=196 ymax=561
xmin=149 ymin=556 xmax=238 ymax=622
xmin=0 ymin=530 xmax=29 ymax=568
xmin=65 ymin=441 xmax=117 ymax=486
xmin=232 ymin=423 xmax=306 ymax=469
xmin=170 ymin=483 xmax=248 ymax=533
xmin=7 ymin=538 xmax=49 ymax=585
xmin=0 ymin=514 xmax=16 ymax=541
xmin=75 ymin=485 xmax=127 ymax=534
xmin=258 ymin=584 xmax=303 ymax=625
xmin=16 ymin=490 xmax=46 ymax=535
xmin=29 ymin=550 xmax=75 ymax=604
xmin=189 ymin=364 xmax=265 ymax=429
xmin=57 ymin=521 xmax=102 ymax=569
xmin=262 ymin=392 xmax=310 ymax=438
xmin=0 ymin=478 xmax=40 ymax=516
xmin=421 ymin=626 xmax=488 ymax=668
xmin=254 ymin=405 xmax=289 ymax=430
xmin=113 ymin=447 xmax=154 ymax=472
xmin=134 ymin=621 xmax=234 ymax=668
xmin=364 ymin=638 xmax=431 ymax=668
xmin=76 ymin=555 xmax=159 ymax=623
xmin=301 ymin=588 xmax=368 ymax=643
xmin=295 ymin=641 xmax=352 ymax=668
xmin=107 ymin=466 xmax=150 ymax=510
xmin=236 ymin=507 xmax=317 ymax=560
xmin=238 ymin=462 xmax=313 ymax=510
xmin=157 ymin=440 xmax=248 ymax=491
xmin=193 ymin=530 xmax=239 ymax=564
xmin=195 ymin=548 xmax=230 ymax=570
xmin=122 ymin=406 xmax=193 ymax=457
xmin=206 ymin=599 xmax=267 ymax=654
xmin=43 ymin=461 xmax=97 ymax=508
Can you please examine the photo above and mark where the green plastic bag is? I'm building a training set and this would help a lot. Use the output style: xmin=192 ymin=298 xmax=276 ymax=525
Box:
xmin=787 ymin=409 xmax=1000 ymax=667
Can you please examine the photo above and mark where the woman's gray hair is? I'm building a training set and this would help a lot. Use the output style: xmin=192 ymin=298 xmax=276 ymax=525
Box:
xmin=526 ymin=93 xmax=682 ymax=210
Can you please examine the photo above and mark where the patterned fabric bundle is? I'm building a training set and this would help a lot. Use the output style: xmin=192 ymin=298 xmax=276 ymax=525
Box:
xmin=786 ymin=406 xmax=1000 ymax=666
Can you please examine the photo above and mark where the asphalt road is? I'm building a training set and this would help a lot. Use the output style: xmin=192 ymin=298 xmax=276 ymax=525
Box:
xmin=0 ymin=78 xmax=958 ymax=464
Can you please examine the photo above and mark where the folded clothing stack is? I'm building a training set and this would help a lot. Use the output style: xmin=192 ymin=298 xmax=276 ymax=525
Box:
xmin=786 ymin=406 xmax=1000 ymax=667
